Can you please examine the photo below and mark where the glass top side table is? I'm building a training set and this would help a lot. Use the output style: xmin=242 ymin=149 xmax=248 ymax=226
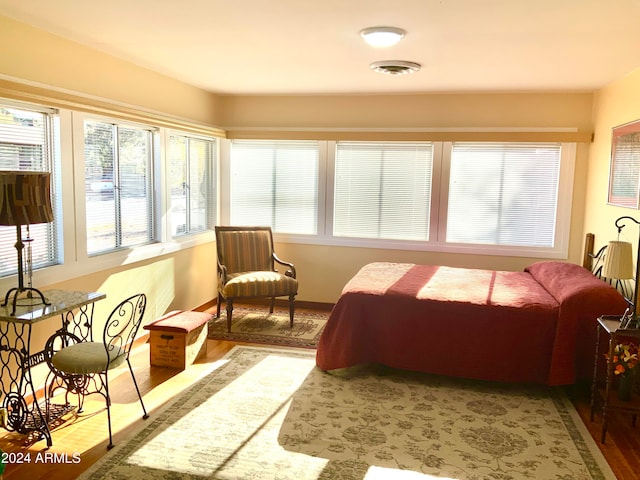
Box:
xmin=0 ymin=289 xmax=106 ymax=446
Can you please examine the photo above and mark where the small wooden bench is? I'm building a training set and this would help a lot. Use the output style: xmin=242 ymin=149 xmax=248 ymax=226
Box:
xmin=143 ymin=310 xmax=212 ymax=369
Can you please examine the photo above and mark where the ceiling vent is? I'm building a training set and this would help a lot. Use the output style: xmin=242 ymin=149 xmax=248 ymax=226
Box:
xmin=370 ymin=60 xmax=421 ymax=76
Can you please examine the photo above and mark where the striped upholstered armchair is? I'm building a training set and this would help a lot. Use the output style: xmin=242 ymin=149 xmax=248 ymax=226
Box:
xmin=215 ymin=226 xmax=298 ymax=332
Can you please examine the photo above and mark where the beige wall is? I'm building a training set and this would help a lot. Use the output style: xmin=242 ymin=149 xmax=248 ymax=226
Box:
xmin=23 ymin=245 xmax=219 ymax=387
xmin=274 ymin=243 xmax=564 ymax=303
xmin=0 ymin=15 xmax=224 ymax=362
xmin=0 ymin=14 xmax=223 ymax=313
xmin=0 ymin=15 xmax=223 ymax=127
xmin=0 ymin=14 xmax=604 ymax=310
xmin=220 ymin=92 xmax=595 ymax=302
xmin=584 ymin=68 xmax=640 ymax=266
xmin=220 ymin=93 xmax=594 ymax=134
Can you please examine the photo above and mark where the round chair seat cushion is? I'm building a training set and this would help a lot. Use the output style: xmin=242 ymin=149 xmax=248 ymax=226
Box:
xmin=222 ymin=271 xmax=298 ymax=298
xmin=51 ymin=342 xmax=125 ymax=374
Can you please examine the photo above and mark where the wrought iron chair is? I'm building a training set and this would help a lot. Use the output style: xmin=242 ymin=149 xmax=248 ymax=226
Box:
xmin=44 ymin=293 xmax=149 ymax=449
xmin=215 ymin=226 xmax=298 ymax=332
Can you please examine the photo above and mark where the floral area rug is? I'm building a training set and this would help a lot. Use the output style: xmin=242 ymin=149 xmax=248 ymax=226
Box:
xmin=207 ymin=307 xmax=329 ymax=348
xmin=77 ymin=346 xmax=615 ymax=480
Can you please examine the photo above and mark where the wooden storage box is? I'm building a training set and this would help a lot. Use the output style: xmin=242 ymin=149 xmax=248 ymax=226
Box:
xmin=144 ymin=310 xmax=212 ymax=369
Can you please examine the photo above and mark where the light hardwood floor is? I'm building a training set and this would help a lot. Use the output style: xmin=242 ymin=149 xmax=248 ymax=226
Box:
xmin=0 ymin=313 xmax=638 ymax=479
xmin=0 ymin=336 xmax=238 ymax=480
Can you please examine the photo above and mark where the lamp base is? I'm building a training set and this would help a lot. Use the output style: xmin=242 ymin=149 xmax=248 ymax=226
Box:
xmin=1 ymin=287 xmax=50 ymax=316
xmin=620 ymin=312 xmax=640 ymax=330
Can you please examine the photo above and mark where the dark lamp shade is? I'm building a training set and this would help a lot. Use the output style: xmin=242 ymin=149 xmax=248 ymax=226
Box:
xmin=0 ymin=171 xmax=54 ymax=226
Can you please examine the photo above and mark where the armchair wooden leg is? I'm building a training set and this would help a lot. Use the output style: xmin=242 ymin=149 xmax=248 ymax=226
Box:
xmin=269 ymin=297 xmax=275 ymax=314
xmin=226 ymin=299 xmax=234 ymax=333
xmin=216 ymin=293 xmax=223 ymax=318
xmin=289 ymin=295 xmax=295 ymax=328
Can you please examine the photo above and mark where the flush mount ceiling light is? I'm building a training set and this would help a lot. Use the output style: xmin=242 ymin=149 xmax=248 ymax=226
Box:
xmin=370 ymin=60 xmax=421 ymax=75
xmin=360 ymin=26 xmax=406 ymax=47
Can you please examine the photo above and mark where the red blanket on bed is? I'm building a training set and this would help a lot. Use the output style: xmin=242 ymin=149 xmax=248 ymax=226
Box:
xmin=316 ymin=261 xmax=627 ymax=385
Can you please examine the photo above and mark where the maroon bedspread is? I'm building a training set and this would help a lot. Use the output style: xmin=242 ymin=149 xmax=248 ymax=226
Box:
xmin=316 ymin=261 xmax=627 ymax=385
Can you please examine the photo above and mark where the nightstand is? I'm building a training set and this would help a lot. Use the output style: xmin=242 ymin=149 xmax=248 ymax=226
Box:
xmin=590 ymin=315 xmax=640 ymax=443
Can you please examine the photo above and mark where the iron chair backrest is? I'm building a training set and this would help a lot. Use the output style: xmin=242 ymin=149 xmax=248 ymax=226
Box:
xmin=103 ymin=293 xmax=147 ymax=369
xmin=215 ymin=226 xmax=275 ymax=274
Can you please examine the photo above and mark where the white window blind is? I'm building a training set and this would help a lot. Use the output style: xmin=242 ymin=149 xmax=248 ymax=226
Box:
xmin=168 ymin=133 xmax=216 ymax=237
xmin=84 ymin=120 xmax=154 ymax=255
xmin=334 ymin=142 xmax=433 ymax=241
xmin=230 ymin=140 xmax=319 ymax=235
xmin=447 ymin=143 xmax=561 ymax=247
xmin=0 ymin=103 xmax=58 ymax=278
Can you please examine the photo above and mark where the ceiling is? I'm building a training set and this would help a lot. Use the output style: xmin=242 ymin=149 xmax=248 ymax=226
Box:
xmin=2 ymin=0 xmax=640 ymax=95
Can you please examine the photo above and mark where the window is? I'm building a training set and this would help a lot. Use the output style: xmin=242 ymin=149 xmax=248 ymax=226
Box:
xmin=229 ymin=140 xmax=319 ymax=235
xmin=84 ymin=119 xmax=154 ymax=255
xmin=334 ymin=142 xmax=433 ymax=241
xmin=0 ymin=102 xmax=59 ymax=277
xmin=224 ymin=139 xmax=573 ymax=256
xmin=446 ymin=143 xmax=562 ymax=247
xmin=0 ymin=101 xmax=220 ymax=286
xmin=168 ymin=133 xmax=216 ymax=237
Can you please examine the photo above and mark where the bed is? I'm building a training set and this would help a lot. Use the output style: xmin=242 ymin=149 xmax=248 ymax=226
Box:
xmin=316 ymin=260 xmax=628 ymax=385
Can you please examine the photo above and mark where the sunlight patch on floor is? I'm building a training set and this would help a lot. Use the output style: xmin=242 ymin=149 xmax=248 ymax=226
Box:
xmin=124 ymin=353 xmax=329 ymax=477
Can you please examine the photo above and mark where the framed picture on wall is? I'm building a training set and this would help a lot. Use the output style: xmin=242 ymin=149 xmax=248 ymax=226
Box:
xmin=608 ymin=119 xmax=640 ymax=208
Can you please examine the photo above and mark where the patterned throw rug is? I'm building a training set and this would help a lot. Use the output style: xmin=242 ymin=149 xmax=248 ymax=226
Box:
xmin=78 ymin=346 xmax=615 ymax=480
xmin=207 ymin=307 xmax=329 ymax=348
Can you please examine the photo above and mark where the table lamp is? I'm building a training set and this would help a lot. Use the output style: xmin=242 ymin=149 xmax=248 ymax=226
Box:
xmin=604 ymin=216 xmax=640 ymax=328
xmin=0 ymin=171 xmax=54 ymax=315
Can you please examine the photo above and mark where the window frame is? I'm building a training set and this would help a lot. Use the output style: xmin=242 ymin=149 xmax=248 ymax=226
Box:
xmin=332 ymin=141 xmax=435 ymax=242
xmin=72 ymin=113 xmax=218 ymax=266
xmin=221 ymin=139 xmax=324 ymax=237
xmin=434 ymin=142 xmax=575 ymax=258
xmin=0 ymin=99 xmax=61 ymax=278
xmin=224 ymin=139 xmax=575 ymax=258
xmin=83 ymin=116 xmax=156 ymax=256
xmin=0 ymin=107 xmax=218 ymax=294
xmin=166 ymin=130 xmax=217 ymax=239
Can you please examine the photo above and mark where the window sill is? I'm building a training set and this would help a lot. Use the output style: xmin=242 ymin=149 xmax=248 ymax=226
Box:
xmin=0 ymin=231 xmax=216 ymax=294
xmin=272 ymin=233 xmax=568 ymax=259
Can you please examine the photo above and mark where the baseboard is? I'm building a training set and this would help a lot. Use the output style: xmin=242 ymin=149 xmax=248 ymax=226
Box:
xmin=195 ymin=298 xmax=334 ymax=312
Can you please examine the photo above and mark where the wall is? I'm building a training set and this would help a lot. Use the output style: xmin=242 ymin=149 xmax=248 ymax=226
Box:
xmin=584 ymin=68 xmax=640 ymax=268
xmin=0 ymin=13 xmax=224 ymax=317
xmin=220 ymin=93 xmax=594 ymax=135
xmin=0 ymin=15 xmax=223 ymax=368
xmin=4 ymin=13 xmax=630 ymax=413
xmin=11 ymin=240 xmax=220 ymax=391
xmin=0 ymin=15 xmax=223 ymax=127
xmin=0 ymin=14 xmax=601 ymax=311
xmin=220 ymin=93 xmax=595 ymax=302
